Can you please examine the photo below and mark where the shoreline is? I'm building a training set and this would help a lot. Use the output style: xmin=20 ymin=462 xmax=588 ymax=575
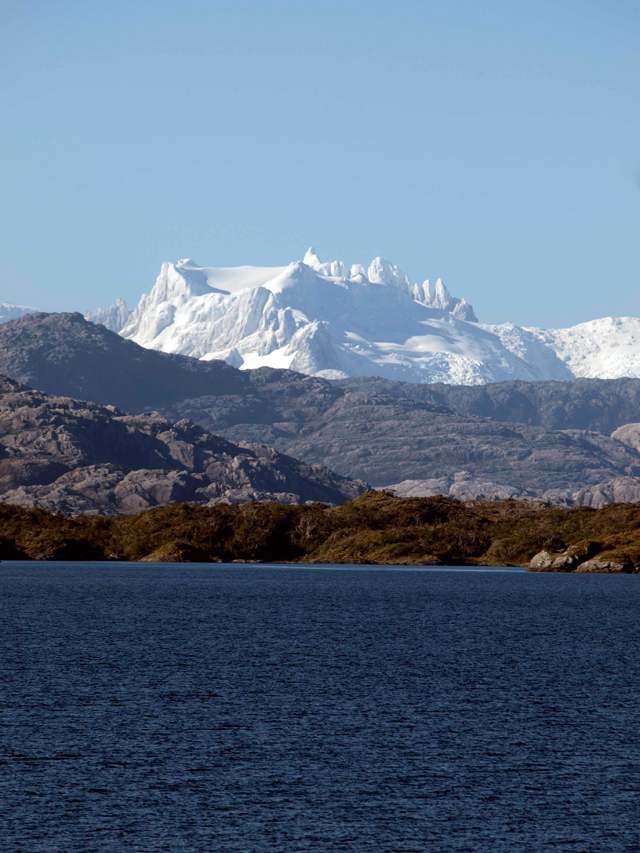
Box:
xmin=3 ymin=491 xmax=640 ymax=573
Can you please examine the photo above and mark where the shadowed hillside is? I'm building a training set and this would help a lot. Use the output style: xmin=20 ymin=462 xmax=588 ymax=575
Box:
xmin=0 ymin=312 xmax=247 ymax=411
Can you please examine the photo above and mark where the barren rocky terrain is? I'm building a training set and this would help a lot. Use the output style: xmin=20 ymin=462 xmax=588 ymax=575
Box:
xmin=4 ymin=313 xmax=640 ymax=505
xmin=0 ymin=376 xmax=364 ymax=515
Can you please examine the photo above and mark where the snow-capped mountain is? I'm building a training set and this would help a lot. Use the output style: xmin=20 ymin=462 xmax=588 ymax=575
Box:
xmin=89 ymin=249 xmax=640 ymax=384
xmin=486 ymin=317 xmax=640 ymax=381
xmin=0 ymin=302 xmax=37 ymax=325
xmin=86 ymin=297 xmax=131 ymax=333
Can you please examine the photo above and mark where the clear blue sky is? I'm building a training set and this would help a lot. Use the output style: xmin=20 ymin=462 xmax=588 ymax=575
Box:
xmin=1 ymin=0 xmax=638 ymax=327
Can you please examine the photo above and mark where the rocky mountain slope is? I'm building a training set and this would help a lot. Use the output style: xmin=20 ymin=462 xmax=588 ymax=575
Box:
xmin=88 ymin=249 xmax=640 ymax=384
xmin=396 ymin=376 xmax=640 ymax=433
xmin=4 ymin=314 xmax=640 ymax=506
xmin=8 ymin=312 xmax=640 ymax=435
xmin=0 ymin=311 xmax=246 ymax=411
xmin=176 ymin=367 xmax=640 ymax=502
xmin=0 ymin=376 xmax=365 ymax=515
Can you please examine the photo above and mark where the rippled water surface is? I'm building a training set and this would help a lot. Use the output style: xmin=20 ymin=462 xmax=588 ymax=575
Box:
xmin=2 ymin=563 xmax=639 ymax=852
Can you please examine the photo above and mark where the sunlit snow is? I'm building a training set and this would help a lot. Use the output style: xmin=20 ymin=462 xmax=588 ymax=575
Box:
xmin=88 ymin=249 xmax=640 ymax=385
xmin=0 ymin=302 xmax=37 ymax=325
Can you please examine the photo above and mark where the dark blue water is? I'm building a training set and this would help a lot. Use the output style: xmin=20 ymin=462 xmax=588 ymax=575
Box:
xmin=1 ymin=563 xmax=639 ymax=852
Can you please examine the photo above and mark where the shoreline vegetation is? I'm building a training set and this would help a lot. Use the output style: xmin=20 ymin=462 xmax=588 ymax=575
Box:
xmin=1 ymin=491 xmax=640 ymax=572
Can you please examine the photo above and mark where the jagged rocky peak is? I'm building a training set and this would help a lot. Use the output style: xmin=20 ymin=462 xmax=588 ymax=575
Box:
xmin=302 ymin=248 xmax=477 ymax=320
xmin=414 ymin=278 xmax=478 ymax=322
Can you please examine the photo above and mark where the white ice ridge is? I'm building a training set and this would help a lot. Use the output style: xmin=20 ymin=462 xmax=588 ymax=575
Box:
xmin=88 ymin=249 xmax=640 ymax=384
xmin=0 ymin=302 xmax=37 ymax=325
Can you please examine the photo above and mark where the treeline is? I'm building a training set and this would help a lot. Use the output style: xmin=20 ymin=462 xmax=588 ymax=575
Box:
xmin=2 ymin=491 xmax=640 ymax=569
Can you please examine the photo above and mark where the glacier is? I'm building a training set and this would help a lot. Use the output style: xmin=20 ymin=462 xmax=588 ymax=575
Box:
xmin=87 ymin=250 xmax=640 ymax=385
xmin=87 ymin=297 xmax=131 ymax=333
xmin=0 ymin=302 xmax=37 ymax=325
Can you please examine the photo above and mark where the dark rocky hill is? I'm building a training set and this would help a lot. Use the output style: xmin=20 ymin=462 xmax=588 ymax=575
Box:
xmin=4 ymin=313 xmax=640 ymax=501
xmin=0 ymin=312 xmax=248 ymax=411
xmin=0 ymin=376 xmax=365 ymax=515
xmin=6 ymin=313 xmax=640 ymax=432
xmin=169 ymin=368 xmax=640 ymax=495
xmin=338 ymin=375 xmax=640 ymax=433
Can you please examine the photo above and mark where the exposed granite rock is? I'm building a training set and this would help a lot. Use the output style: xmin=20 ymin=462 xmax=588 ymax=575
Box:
xmin=0 ymin=380 xmax=366 ymax=515
xmin=140 ymin=542 xmax=211 ymax=563
xmin=574 ymin=555 xmax=633 ymax=573
xmin=610 ymin=423 xmax=640 ymax=453
xmin=559 ymin=477 xmax=640 ymax=509
xmin=528 ymin=550 xmax=554 ymax=570
xmin=384 ymin=474 xmax=640 ymax=509
xmin=528 ymin=544 xmax=635 ymax=573
xmin=550 ymin=542 xmax=600 ymax=571
xmin=208 ymin=376 xmax=640 ymax=492
xmin=394 ymin=377 xmax=640 ymax=433
xmin=385 ymin=473 xmax=529 ymax=501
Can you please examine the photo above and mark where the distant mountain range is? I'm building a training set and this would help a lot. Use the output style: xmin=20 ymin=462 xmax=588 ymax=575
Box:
xmin=4 ymin=312 xmax=640 ymax=508
xmin=82 ymin=249 xmax=640 ymax=384
xmin=6 ymin=247 xmax=640 ymax=512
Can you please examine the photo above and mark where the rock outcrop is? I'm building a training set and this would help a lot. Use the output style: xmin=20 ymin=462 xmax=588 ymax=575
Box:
xmin=528 ymin=543 xmax=632 ymax=573
xmin=610 ymin=423 xmax=640 ymax=453
xmin=549 ymin=542 xmax=600 ymax=571
xmin=528 ymin=550 xmax=554 ymax=570
xmin=0 ymin=377 xmax=366 ymax=515
xmin=574 ymin=556 xmax=633 ymax=573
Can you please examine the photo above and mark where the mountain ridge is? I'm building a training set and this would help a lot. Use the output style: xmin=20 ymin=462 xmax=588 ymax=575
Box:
xmin=5 ymin=313 xmax=640 ymax=507
xmin=86 ymin=249 xmax=640 ymax=385
xmin=0 ymin=373 xmax=365 ymax=515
